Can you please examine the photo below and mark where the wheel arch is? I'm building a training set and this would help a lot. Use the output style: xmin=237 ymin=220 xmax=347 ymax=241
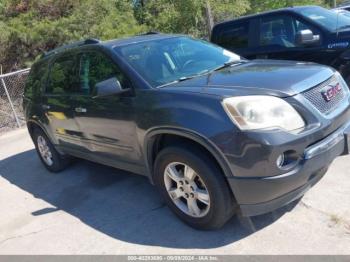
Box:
xmin=144 ymin=127 xmax=234 ymax=185
xmin=26 ymin=119 xmax=63 ymax=154
xmin=27 ymin=119 xmax=47 ymax=140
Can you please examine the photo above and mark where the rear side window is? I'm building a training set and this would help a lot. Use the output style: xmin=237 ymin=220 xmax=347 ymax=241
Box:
xmin=46 ymin=55 xmax=78 ymax=95
xmin=215 ymin=21 xmax=249 ymax=50
xmin=24 ymin=59 xmax=49 ymax=99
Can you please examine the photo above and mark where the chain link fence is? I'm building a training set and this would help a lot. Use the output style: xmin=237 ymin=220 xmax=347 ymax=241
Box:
xmin=0 ymin=68 xmax=30 ymax=135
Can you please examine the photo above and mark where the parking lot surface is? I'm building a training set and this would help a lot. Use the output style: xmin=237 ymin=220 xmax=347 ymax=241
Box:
xmin=0 ymin=128 xmax=349 ymax=254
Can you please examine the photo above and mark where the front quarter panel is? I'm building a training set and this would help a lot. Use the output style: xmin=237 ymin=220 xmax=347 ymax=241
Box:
xmin=136 ymin=90 xmax=233 ymax=135
xmin=134 ymin=89 xmax=238 ymax=177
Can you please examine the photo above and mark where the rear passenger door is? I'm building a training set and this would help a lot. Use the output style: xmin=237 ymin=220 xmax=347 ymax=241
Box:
xmin=42 ymin=53 xmax=85 ymax=151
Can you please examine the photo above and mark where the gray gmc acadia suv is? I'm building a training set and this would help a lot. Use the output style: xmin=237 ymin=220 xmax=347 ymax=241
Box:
xmin=23 ymin=34 xmax=350 ymax=229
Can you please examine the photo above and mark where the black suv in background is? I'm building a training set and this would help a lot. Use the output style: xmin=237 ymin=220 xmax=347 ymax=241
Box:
xmin=24 ymin=34 xmax=350 ymax=229
xmin=211 ymin=6 xmax=350 ymax=83
xmin=334 ymin=2 xmax=350 ymax=12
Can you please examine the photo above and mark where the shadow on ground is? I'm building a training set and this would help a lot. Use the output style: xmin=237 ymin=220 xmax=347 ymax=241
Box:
xmin=0 ymin=149 xmax=299 ymax=249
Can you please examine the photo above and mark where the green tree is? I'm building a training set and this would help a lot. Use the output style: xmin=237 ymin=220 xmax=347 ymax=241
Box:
xmin=0 ymin=0 xmax=145 ymax=72
xmin=0 ymin=0 xmax=345 ymax=73
xmin=134 ymin=0 xmax=249 ymax=38
xmin=248 ymin=0 xmax=326 ymax=13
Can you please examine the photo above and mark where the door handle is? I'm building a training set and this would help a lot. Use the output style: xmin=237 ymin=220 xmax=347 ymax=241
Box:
xmin=42 ymin=104 xmax=50 ymax=110
xmin=75 ymin=107 xmax=87 ymax=113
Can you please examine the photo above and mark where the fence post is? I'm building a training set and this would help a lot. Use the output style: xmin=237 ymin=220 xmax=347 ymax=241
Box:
xmin=1 ymin=77 xmax=21 ymax=128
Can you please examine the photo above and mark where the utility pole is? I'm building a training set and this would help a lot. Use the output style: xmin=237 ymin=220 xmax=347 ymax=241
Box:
xmin=332 ymin=0 xmax=337 ymax=8
xmin=205 ymin=0 xmax=214 ymax=39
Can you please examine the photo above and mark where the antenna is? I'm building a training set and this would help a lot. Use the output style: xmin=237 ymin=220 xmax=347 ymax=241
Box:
xmin=140 ymin=31 xmax=159 ymax=35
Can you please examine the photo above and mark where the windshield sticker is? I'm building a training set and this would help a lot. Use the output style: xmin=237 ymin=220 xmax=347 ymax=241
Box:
xmin=328 ymin=42 xmax=349 ymax=49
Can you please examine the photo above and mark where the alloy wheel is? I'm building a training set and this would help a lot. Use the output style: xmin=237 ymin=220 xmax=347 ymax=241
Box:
xmin=37 ymin=135 xmax=53 ymax=166
xmin=164 ymin=162 xmax=210 ymax=218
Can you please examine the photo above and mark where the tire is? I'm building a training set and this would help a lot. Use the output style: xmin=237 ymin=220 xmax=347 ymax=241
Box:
xmin=32 ymin=128 xmax=70 ymax=172
xmin=154 ymin=146 xmax=235 ymax=230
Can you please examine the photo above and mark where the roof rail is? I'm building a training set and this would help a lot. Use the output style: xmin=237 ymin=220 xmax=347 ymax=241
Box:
xmin=43 ymin=38 xmax=100 ymax=57
xmin=140 ymin=31 xmax=159 ymax=35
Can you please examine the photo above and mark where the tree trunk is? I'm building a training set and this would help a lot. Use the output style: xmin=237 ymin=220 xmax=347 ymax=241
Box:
xmin=205 ymin=0 xmax=214 ymax=39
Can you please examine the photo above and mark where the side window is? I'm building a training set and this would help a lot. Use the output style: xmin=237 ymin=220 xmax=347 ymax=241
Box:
xmin=259 ymin=15 xmax=295 ymax=48
xmin=46 ymin=55 xmax=77 ymax=94
xmin=25 ymin=59 xmax=49 ymax=98
xmin=78 ymin=51 xmax=129 ymax=94
xmin=216 ymin=22 xmax=249 ymax=50
xmin=259 ymin=15 xmax=319 ymax=48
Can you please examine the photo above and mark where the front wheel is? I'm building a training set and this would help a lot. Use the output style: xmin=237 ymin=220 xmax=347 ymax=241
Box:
xmin=154 ymin=146 xmax=235 ymax=230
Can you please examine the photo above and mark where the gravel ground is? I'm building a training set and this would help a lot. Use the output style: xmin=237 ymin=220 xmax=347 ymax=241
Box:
xmin=0 ymin=128 xmax=349 ymax=254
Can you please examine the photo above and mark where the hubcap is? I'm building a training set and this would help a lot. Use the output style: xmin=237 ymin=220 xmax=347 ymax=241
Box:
xmin=164 ymin=162 xmax=210 ymax=218
xmin=37 ymin=135 xmax=53 ymax=166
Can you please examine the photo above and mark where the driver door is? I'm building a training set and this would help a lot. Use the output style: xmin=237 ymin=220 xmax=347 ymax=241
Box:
xmin=70 ymin=50 xmax=141 ymax=169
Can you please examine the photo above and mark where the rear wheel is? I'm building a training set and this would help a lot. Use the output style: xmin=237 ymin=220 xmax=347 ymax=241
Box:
xmin=33 ymin=128 xmax=69 ymax=172
xmin=154 ymin=146 xmax=235 ymax=230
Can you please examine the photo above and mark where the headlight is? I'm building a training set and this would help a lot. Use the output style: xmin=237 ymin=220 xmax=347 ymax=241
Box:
xmin=222 ymin=96 xmax=305 ymax=131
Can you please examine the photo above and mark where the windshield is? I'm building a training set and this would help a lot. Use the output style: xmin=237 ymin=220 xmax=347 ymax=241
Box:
xmin=296 ymin=6 xmax=350 ymax=32
xmin=114 ymin=36 xmax=240 ymax=87
xmin=334 ymin=9 xmax=350 ymax=19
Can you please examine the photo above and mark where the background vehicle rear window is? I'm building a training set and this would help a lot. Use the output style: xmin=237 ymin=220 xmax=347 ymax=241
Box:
xmin=216 ymin=22 xmax=249 ymax=50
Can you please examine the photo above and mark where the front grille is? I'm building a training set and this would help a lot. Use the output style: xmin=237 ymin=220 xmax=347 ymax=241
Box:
xmin=302 ymin=75 xmax=346 ymax=115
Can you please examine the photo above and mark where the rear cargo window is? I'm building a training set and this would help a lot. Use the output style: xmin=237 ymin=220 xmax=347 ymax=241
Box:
xmin=215 ymin=22 xmax=249 ymax=50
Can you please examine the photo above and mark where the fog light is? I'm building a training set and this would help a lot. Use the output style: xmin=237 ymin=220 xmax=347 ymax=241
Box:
xmin=276 ymin=150 xmax=300 ymax=169
xmin=276 ymin=154 xmax=285 ymax=167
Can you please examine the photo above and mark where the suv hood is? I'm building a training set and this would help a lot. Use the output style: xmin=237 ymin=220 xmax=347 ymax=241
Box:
xmin=163 ymin=60 xmax=335 ymax=97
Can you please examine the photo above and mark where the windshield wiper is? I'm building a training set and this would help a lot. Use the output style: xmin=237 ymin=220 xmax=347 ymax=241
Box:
xmin=178 ymin=70 xmax=210 ymax=81
xmin=213 ymin=60 xmax=245 ymax=72
xmin=157 ymin=61 xmax=246 ymax=88
xmin=338 ymin=25 xmax=350 ymax=31
xmin=157 ymin=70 xmax=210 ymax=88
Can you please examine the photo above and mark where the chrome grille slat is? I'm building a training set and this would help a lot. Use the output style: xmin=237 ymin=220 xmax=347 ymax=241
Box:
xmin=302 ymin=76 xmax=345 ymax=115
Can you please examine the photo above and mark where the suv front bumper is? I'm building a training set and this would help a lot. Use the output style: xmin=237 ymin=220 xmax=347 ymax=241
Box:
xmin=227 ymin=121 xmax=350 ymax=217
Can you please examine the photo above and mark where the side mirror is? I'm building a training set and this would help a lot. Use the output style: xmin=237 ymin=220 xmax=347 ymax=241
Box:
xmin=94 ymin=77 xmax=129 ymax=98
xmin=295 ymin=29 xmax=320 ymax=46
